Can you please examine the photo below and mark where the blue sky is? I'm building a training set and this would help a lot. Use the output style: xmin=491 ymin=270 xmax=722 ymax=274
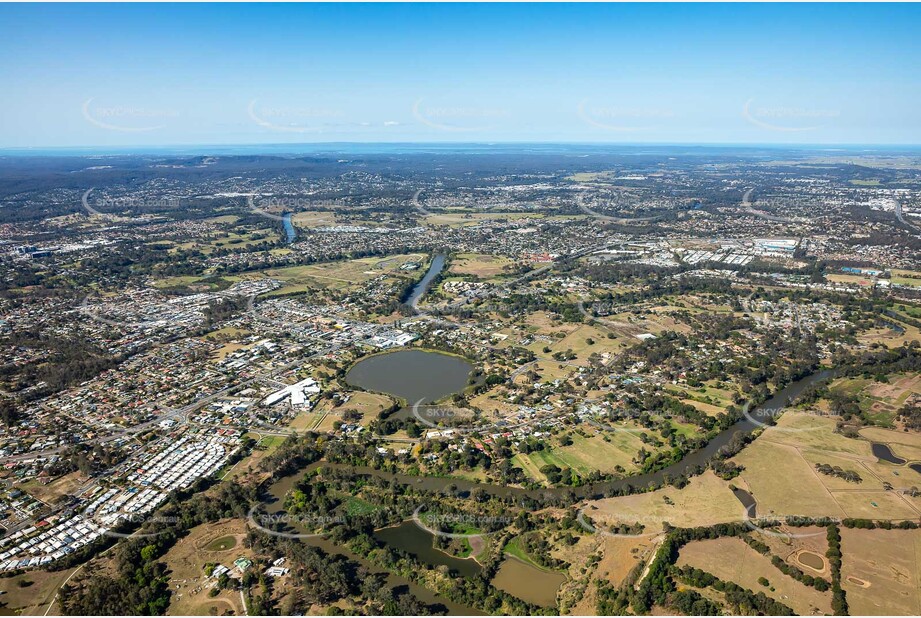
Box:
xmin=1 ymin=3 xmax=920 ymax=148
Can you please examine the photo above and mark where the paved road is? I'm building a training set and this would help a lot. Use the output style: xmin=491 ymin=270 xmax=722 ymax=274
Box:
xmin=895 ymin=200 xmax=921 ymax=232
xmin=741 ymin=187 xmax=795 ymax=223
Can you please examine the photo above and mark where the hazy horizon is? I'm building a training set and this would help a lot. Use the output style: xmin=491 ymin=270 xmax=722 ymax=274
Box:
xmin=2 ymin=3 xmax=920 ymax=149
xmin=5 ymin=141 xmax=921 ymax=159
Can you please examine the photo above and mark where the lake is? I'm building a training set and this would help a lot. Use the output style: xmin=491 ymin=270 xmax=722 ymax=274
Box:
xmin=345 ymin=348 xmax=473 ymax=404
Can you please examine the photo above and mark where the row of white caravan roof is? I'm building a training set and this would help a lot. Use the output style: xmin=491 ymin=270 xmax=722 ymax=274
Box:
xmin=0 ymin=516 xmax=106 ymax=569
xmin=0 ymin=528 xmax=107 ymax=571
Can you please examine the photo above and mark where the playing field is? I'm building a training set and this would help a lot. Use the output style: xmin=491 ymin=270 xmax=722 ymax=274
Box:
xmin=890 ymin=269 xmax=921 ymax=288
xmin=827 ymin=273 xmax=877 ymax=287
xmin=422 ymin=212 xmax=545 ymax=227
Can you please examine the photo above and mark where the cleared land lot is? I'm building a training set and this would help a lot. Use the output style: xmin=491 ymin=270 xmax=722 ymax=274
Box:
xmin=548 ymin=323 xmax=628 ymax=364
xmin=261 ymin=253 xmax=425 ymax=293
xmin=731 ymin=414 xmax=921 ymax=521
xmin=162 ymin=519 xmax=252 ymax=616
xmin=448 ymin=252 xmax=515 ymax=279
xmin=858 ymin=324 xmax=921 ymax=349
xmin=680 ymin=398 xmax=725 ymax=416
xmin=290 ymin=210 xmax=338 ymax=228
xmin=510 ymin=359 xmax=580 ymax=384
xmin=677 ymin=537 xmax=833 ymax=616
xmin=0 ymin=566 xmax=78 ymax=615
xmin=841 ymin=527 xmax=921 ymax=616
xmin=830 ymin=373 xmax=921 ymax=426
xmin=583 ymin=471 xmax=744 ymax=532
xmin=290 ymin=391 xmax=393 ymax=431
xmin=20 ymin=470 xmax=87 ymax=506
xmin=732 ymin=439 xmax=848 ymax=519
xmin=554 ymin=533 xmax=656 ymax=615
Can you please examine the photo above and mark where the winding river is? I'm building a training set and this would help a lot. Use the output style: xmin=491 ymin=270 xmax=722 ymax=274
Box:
xmin=281 ymin=212 xmax=297 ymax=243
xmin=280 ymin=368 xmax=837 ymax=502
xmin=263 ymin=364 xmax=839 ymax=612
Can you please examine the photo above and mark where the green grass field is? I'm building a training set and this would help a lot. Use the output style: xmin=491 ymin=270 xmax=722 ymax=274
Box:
xmin=513 ymin=431 xmax=650 ymax=483
xmin=891 ymin=269 xmax=921 ymax=288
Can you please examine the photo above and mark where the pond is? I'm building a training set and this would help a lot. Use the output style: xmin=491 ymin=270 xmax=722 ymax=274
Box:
xmin=258 ymin=472 xmax=482 ymax=615
xmin=491 ymin=555 xmax=566 ymax=608
xmin=374 ymin=520 xmax=482 ymax=578
xmin=871 ymin=442 xmax=907 ymax=464
xmin=345 ymin=348 xmax=473 ymax=405
xmin=797 ymin=550 xmax=826 ymax=571
xmin=303 ymin=534 xmax=482 ymax=616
